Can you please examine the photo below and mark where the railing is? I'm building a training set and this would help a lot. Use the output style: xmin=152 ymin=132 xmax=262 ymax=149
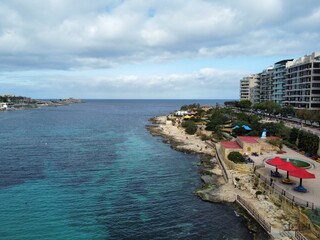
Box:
xmin=254 ymin=171 xmax=316 ymax=209
xmin=212 ymin=143 xmax=230 ymax=182
xmin=295 ymin=231 xmax=309 ymax=240
xmin=236 ymin=195 xmax=272 ymax=233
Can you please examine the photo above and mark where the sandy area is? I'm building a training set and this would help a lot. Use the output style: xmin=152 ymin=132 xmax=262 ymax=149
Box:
xmin=149 ymin=115 xmax=302 ymax=240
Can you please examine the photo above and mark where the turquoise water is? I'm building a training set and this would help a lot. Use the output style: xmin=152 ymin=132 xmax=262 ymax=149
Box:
xmin=0 ymin=100 xmax=265 ymax=239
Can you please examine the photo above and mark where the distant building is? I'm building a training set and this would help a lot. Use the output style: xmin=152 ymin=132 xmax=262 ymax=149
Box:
xmin=259 ymin=66 xmax=274 ymax=102
xmin=284 ymin=52 xmax=320 ymax=109
xmin=240 ymin=74 xmax=259 ymax=104
xmin=239 ymin=51 xmax=320 ymax=110
xmin=272 ymin=59 xmax=293 ymax=106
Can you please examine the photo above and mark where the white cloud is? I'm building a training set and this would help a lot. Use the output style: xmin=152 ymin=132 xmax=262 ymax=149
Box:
xmin=0 ymin=0 xmax=320 ymax=98
xmin=0 ymin=0 xmax=319 ymax=71
xmin=0 ymin=67 xmax=245 ymax=98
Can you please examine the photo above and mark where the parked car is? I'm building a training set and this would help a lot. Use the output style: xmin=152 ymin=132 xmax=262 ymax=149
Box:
xmin=251 ymin=152 xmax=259 ymax=156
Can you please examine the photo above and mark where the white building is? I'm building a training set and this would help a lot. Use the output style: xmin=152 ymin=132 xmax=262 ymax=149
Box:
xmin=240 ymin=74 xmax=259 ymax=104
xmin=284 ymin=52 xmax=320 ymax=109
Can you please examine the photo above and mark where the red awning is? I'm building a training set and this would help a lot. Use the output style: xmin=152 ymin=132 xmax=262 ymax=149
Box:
xmin=290 ymin=168 xmax=316 ymax=179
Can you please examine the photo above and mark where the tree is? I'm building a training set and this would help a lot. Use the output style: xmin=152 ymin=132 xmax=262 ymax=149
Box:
xmin=280 ymin=106 xmax=295 ymax=117
xmin=297 ymin=130 xmax=319 ymax=155
xmin=289 ymin=128 xmax=299 ymax=144
xmin=232 ymin=126 xmax=247 ymax=136
xmin=268 ymin=139 xmax=283 ymax=149
xmin=205 ymin=110 xmax=229 ymax=131
xmin=313 ymin=111 xmax=320 ymax=127
xmin=180 ymin=103 xmax=200 ymax=111
xmin=228 ymin=152 xmax=244 ymax=163
xmin=254 ymin=101 xmax=281 ymax=114
xmin=237 ymin=100 xmax=252 ymax=109
xmin=296 ymin=109 xmax=309 ymax=124
xmin=224 ymin=101 xmax=238 ymax=107
xmin=185 ymin=121 xmax=198 ymax=135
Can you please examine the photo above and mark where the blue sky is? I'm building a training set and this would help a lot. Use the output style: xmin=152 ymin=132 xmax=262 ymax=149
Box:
xmin=0 ymin=0 xmax=320 ymax=99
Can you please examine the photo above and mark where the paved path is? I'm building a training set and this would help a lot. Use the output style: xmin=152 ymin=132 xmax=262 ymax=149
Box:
xmin=252 ymin=145 xmax=320 ymax=208
xmin=284 ymin=121 xmax=320 ymax=137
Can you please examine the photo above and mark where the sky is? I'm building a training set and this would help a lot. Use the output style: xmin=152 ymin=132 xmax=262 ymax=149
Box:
xmin=0 ymin=0 xmax=320 ymax=99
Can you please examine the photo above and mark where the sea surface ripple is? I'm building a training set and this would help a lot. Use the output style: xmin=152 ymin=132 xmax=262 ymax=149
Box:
xmin=0 ymin=100 xmax=265 ymax=240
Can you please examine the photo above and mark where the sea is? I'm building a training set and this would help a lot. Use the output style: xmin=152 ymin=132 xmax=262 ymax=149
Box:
xmin=0 ymin=100 xmax=268 ymax=240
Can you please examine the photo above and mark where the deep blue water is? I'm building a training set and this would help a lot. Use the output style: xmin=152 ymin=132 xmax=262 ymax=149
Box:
xmin=0 ymin=100 xmax=262 ymax=240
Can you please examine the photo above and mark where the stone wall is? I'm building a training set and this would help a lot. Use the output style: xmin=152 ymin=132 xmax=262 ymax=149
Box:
xmin=225 ymin=159 xmax=253 ymax=173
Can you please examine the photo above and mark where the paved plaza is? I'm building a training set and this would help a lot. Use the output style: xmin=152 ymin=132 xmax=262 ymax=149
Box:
xmin=252 ymin=145 xmax=320 ymax=208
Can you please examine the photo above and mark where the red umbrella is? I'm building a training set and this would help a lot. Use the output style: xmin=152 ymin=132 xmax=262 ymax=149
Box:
xmin=267 ymin=157 xmax=286 ymax=173
xmin=290 ymin=168 xmax=315 ymax=187
xmin=277 ymin=161 xmax=300 ymax=180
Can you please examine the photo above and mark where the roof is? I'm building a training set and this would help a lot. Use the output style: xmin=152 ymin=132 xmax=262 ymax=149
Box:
xmin=266 ymin=136 xmax=279 ymax=140
xmin=221 ymin=141 xmax=242 ymax=149
xmin=242 ymin=125 xmax=252 ymax=131
xmin=237 ymin=136 xmax=279 ymax=144
xmin=237 ymin=136 xmax=259 ymax=144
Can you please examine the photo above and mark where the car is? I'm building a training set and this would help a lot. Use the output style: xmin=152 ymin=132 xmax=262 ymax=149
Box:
xmin=251 ymin=152 xmax=259 ymax=156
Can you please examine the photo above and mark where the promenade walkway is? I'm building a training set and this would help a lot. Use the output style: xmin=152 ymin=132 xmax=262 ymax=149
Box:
xmin=284 ymin=121 xmax=320 ymax=137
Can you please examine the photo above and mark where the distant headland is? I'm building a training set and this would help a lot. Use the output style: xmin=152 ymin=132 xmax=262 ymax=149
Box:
xmin=0 ymin=94 xmax=81 ymax=111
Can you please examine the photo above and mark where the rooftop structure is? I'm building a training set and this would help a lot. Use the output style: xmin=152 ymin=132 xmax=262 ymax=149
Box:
xmin=220 ymin=135 xmax=279 ymax=157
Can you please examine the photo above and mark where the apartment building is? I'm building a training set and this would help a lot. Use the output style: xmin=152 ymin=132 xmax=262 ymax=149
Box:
xmin=272 ymin=59 xmax=293 ymax=106
xmin=259 ymin=66 xmax=274 ymax=102
xmin=240 ymin=52 xmax=320 ymax=110
xmin=240 ymin=74 xmax=259 ymax=104
xmin=283 ymin=52 xmax=320 ymax=109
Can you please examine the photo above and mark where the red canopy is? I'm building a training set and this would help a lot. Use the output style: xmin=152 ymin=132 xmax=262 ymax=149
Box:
xmin=267 ymin=157 xmax=286 ymax=167
xmin=275 ymin=161 xmax=300 ymax=180
xmin=290 ymin=168 xmax=315 ymax=179
xmin=277 ymin=161 xmax=300 ymax=172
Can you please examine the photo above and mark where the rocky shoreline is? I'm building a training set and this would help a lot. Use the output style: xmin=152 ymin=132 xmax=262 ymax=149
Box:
xmin=2 ymin=98 xmax=82 ymax=111
xmin=147 ymin=115 xmax=300 ymax=240
xmin=147 ymin=116 xmax=270 ymax=239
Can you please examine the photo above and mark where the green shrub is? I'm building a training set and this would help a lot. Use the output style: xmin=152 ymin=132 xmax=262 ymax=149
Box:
xmin=181 ymin=121 xmax=189 ymax=128
xmin=268 ymin=139 xmax=283 ymax=149
xmin=227 ymin=152 xmax=244 ymax=163
xmin=283 ymin=140 xmax=295 ymax=148
xmin=255 ymin=190 xmax=262 ymax=197
xmin=185 ymin=121 xmax=198 ymax=135
xmin=289 ymin=128 xmax=299 ymax=144
xmin=298 ymin=130 xmax=319 ymax=155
